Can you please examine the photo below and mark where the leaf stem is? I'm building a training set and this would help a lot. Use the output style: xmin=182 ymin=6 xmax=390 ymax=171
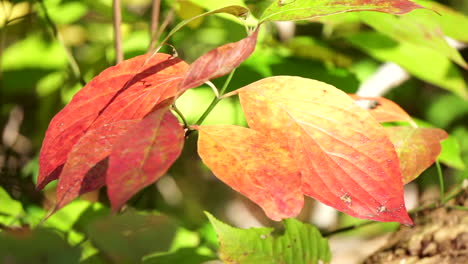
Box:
xmin=436 ymin=160 xmax=444 ymax=203
xmin=37 ymin=0 xmax=85 ymax=85
xmin=112 ymin=0 xmax=123 ymax=63
xmin=171 ymin=104 xmax=189 ymax=129
xmin=194 ymin=68 xmax=237 ymax=126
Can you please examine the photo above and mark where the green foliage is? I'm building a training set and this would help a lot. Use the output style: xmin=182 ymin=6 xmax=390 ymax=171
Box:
xmin=207 ymin=213 xmax=331 ymax=264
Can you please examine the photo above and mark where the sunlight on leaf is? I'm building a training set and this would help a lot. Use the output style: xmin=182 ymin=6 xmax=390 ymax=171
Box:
xmin=235 ymin=76 xmax=412 ymax=225
xmin=260 ymin=0 xmax=423 ymax=22
xmin=348 ymin=32 xmax=468 ymax=100
xmin=360 ymin=9 xmax=467 ymax=68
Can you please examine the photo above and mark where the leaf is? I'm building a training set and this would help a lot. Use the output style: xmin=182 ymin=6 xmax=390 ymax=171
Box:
xmin=235 ymin=76 xmax=412 ymax=225
xmin=259 ymin=0 xmax=423 ymax=22
xmin=86 ymin=211 xmax=178 ymax=263
xmin=0 ymin=229 xmax=81 ymax=264
xmin=439 ymin=136 xmax=466 ymax=170
xmin=178 ymin=28 xmax=259 ymax=92
xmin=206 ymin=212 xmax=331 ymax=264
xmin=55 ymin=120 xmax=139 ymax=210
xmin=38 ymin=53 xmax=188 ymax=189
xmin=405 ymin=118 xmax=466 ymax=171
xmin=349 ymin=94 xmax=414 ymax=124
xmin=385 ymin=126 xmax=448 ymax=183
xmin=360 ymin=10 xmax=467 ymax=68
xmin=415 ymin=0 xmax=468 ymax=43
xmin=196 ymin=124 xmax=303 ymax=221
xmin=107 ymin=107 xmax=185 ymax=211
xmin=348 ymin=32 xmax=468 ymax=100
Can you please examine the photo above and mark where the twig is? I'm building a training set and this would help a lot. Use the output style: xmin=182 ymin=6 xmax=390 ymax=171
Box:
xmin=36 ymin=0 xmax=85 ymax=85
xmin=148 ymin=0 xmax=161 ymax=51
xmin=112 ymin=0 xmax=123 ymax=64
xmin=436 ymin=160 xmax=445 ymax=203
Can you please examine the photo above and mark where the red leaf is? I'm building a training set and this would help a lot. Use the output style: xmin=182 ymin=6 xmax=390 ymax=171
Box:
xmin=196 ymin=124 xmax=303 ymax=221
xmin=38 ymin=54 xmax=188 ymax=189
xmin=350 ymin=94 xmax=415 ymax=124
xmin=386 ymin=126 xmax=448 ymax=184
xmin=55 ymin=120 xmax=139 ymax=210
xmin=235 ymin=76 xmax=412 ymax=225
xmin=107 ymin=107 xmax=184 ymax=211
xmin=178 ymin=28 xmax=259 ymax=92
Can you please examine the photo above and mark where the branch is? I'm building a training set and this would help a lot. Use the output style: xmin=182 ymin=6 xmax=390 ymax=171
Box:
xmin=112 ymin=0 xmax=123 ymax=64
xmin=148 ymin=0 xmax=161 ymax=51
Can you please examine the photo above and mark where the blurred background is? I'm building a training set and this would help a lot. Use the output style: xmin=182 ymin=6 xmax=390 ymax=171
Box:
xmin=1 ymin=0 xmax=467 ymax=263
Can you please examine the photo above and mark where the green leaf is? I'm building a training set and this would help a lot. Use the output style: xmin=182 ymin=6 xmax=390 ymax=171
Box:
xmin=426 ymin=94 xmax=468 ymax=128
xmin=415 ymin=0 xmax=468 ymax=43
xmin=0 ymin=187 xmax=25 ymax=226
xmin=439 ymin=136 xmax=466 ymax=170
xmin=86 ymin=211 xmax=178 ymax=263
xmin=259 ymin=0 xmax=423 ymax=22
xmin=347 ymin=32 xmax=468 ymax=100
xmin=286 ymin=36 xmax=353 ymax=67
xmin=360 ymin=10 xmax=467 ymax=68
xmin=206 ymin=212 xmax=331 ymax=264
xmin=0 ymin=229 xmax=81 ymax=264
xmin=43 ymin=1 xmax=88 ymax=24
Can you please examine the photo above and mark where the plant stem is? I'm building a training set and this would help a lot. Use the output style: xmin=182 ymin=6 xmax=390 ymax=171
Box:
xmin=148 ymin=0 xmax=161 ymax=51
xmin=171 ymin=104 xmax=189 ymax=129
xmin=112 ymin=0 xmax=123 ymax=64
xmin=194 ymin=69 xmax=237 ymax=126
xmin=37 ymin=0 xmax=85 ymax=85
xmin=436 ymin=160 xmax=444 ymax=203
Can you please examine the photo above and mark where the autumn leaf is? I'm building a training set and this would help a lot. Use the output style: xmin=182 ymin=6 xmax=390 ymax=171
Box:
xmin=107 ymin=107 xmax=185 ymax=211
xmin=54 ymin=120 xmax=139 ymax=210
xmin=178 ymin=28 xmax=259 ymax=92
xmin=259 ymin=0 xmax=424 ymax=22
xmin=386 ymin=126 xmax=448 ymax=184
xmin=350 ymin=94 xmax=415 ymax=124
xmin=38 ymin=53 xmax=188 ymax=189
xmin=196 ymin=124 xmax=303 ymax=221
xmin=234 ymin=76 xmax=412 ymax=225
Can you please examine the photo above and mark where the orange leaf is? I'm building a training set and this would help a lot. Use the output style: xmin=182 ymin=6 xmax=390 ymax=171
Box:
xmin=236 ymin=76 xmax=412 ymax=225
xmin=38 ymin=54 xmax=188 ymax=189
xmin=196 ymin=125 xmax=303 ymax=221
xmin=107 ymin=107 xmax=184 ymax=211
xmin=178 ymin=28 xmax=259 ymax=92
xmin=350 ymin=94 xmax=415 ymax=124
xmin=386 ymin=126 xmax=448 ymax=184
